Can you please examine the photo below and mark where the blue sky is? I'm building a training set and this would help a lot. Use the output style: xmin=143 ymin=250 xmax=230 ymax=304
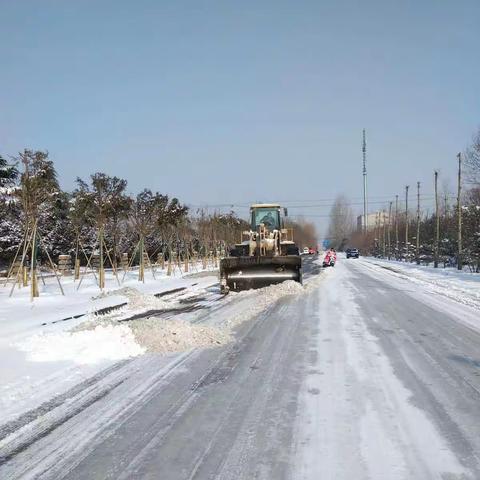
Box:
xmin=1 ymin=0 xmax=479 ymax=234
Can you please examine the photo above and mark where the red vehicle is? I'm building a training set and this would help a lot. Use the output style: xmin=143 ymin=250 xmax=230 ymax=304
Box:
xmin=308 ymin=247 xmax=316 ymax=255
xmin=322 ymin=249 xmax=337 ymax=267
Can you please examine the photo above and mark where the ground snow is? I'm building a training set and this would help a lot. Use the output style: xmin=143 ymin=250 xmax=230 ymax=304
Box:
xmin=94 ymin=286 xmax=172 ymax=310
xmin=130 ymin=318 xmax=230 ymax=354
xmin=1 ymin=268 xmax=320 ymax=424
xmin=295 ymin=261 xmax=467 ymax=479
xmin=361 ymin=257 xmax=480 ymax=309
xmin=75 ymin=280 xmax=313 ymax=355
xmin=16 ymin=324 xmax=145 ymax=364
xmin=226 ymin=280 xmax=304 ymax=326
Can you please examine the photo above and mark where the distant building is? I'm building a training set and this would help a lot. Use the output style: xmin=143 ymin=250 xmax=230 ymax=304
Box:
xmin=357 ymin=212 xmax=390 ymax=232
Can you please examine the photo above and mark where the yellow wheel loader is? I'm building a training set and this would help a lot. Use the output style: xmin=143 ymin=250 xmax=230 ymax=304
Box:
xmin=219 ymin=204 xmax=302 ymax=292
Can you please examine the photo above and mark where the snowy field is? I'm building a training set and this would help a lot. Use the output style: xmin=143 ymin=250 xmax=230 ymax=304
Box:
xmin=0 ymin=266 xmax=219 ymax=424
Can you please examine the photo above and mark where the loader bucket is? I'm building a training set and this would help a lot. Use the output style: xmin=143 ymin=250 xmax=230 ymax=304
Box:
xmin=219 ymin=256 xmax=302 ymax=292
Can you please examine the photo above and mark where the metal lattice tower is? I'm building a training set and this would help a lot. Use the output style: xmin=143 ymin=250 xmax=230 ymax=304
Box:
xmin=362 ymin=129 xmax=368 ymax=233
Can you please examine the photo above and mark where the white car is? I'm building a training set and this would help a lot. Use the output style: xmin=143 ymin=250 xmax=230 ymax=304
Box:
xmin=302 ymin=247 xmax=309 ymax=255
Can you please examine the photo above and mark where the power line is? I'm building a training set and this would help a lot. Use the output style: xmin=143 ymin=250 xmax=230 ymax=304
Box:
xmin=187 ymin=196 xmax=458 ymax=212
xmin=186 ymin=193 xmax=458 ymax=209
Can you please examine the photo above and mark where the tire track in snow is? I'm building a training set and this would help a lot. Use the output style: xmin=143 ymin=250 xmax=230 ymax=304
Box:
xmin=0 ymin=351 xmax=197 ymax=478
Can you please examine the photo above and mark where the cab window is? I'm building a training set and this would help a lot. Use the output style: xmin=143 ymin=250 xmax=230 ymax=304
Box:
xmin=251 ymin=208 xmax=280 ymax=230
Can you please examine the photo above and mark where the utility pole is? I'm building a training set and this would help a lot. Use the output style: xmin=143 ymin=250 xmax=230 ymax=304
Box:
xmin=416 ymin=181 xmax=421 ymax=265
xmin=457 ymin=152 xmax=462 ymax=270
xmin=362 ymin=129 xmax=368 ymax=234
xmin=395 ymin=194 xmax=399 ymax=258
xmin=376 ymin=211 xmax=381 ymax=255
xmin=405 ymin=185 xmax=409 ymax=261
xmin=434 ymin=171 xmax=439 ymax=268
xmin=382 ymin=210 xmax=386 ymax=257
xmin=388 ymin=201 xmax=392 ymax=259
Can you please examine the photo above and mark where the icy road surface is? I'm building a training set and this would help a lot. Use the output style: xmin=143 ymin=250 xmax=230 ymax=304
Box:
xmin=1 ymin=256 xmax=480 ymax=479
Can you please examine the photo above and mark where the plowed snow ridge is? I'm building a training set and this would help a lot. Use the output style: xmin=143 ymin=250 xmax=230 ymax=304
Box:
xmin=18 ymin=275 xmax=327 ymax=363
xmin=16 ymin=325 xmax=145 ymax=364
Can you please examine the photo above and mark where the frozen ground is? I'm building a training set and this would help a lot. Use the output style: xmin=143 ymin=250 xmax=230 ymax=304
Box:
xmin=1 ymin=256 xmax=480 ymax=479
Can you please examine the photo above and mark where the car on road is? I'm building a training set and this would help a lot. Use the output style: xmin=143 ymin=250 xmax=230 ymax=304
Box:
xmin=346 ymin=248 xmax=359 ymax=258
xmin=302 ymin=247 xmax=309 ymax=255
xmin=308 ymin=247 xmax=317 ymax=255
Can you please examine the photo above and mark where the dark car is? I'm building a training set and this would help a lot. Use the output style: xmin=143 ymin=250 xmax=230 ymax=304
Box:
xmin=346 ymin=248 xmax=359 ymax=259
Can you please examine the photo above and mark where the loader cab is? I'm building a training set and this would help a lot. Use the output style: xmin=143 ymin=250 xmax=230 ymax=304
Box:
xmin=250 ymin=204 xmax=281 ymax=231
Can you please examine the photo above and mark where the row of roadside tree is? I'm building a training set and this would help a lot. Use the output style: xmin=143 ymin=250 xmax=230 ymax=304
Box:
xmin=0 ymin=149 xmax=317 ymax=274
xmin=327 ymin=127 xmax=480 ymax=272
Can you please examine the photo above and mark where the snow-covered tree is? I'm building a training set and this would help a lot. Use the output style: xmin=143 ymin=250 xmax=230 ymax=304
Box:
xmin=155 ymin=195 xmax=189 ymax=229
xmin=0 ymin=155 xmax=18 ymax=198
xmin=73 ymin=173 xmax=132 ymax=265
xmin=0 ymin=156 xmax=21 ymax=262
xmin=16 ymin=150 xmax=59 ymax=217
xmin=40 ymin=191 xmax=75 ymax=258
xmin=69 ymin=189 xmax=97 ymax=257
xmin=462 ymin=187 xmax=480 ymax=271
xmin=193 ymin=210 xmax=249 ymax=256
xmin=12 ymin=150 xmax=61 ymax=263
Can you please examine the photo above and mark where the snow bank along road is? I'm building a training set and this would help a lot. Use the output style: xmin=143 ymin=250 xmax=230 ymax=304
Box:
xmin=2 ymin=256 xmax=480 ymax=479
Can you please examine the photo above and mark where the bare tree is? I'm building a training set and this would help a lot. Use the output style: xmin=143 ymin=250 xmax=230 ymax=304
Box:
xmin=465 ymin=127 xmax=480 ymax=184
xmin=327 ymin=195 xmax=355 ymax=250
xmin=285 ymin=217 xmax=318 ymax=250
xmin=127 ymin=189 xmax=185 ymax=281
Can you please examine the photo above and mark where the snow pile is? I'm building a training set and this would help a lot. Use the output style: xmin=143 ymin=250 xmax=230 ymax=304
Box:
xmin=16 ymin=324 xmax=145 ymax=365
xmin=226 ymin=280 xmax=307 ymax=328
xmin=129 ymin=318 xmax=230 ymax=354
xmin=77 ymin=280 xmax=311 ymax=355
xmin=14 ymin=278 xmax=314 ymax=369
xmin=78 ymin=287 xmax=230 ymax=354
xmin=93 ymin=286 xmax=173 ymax=316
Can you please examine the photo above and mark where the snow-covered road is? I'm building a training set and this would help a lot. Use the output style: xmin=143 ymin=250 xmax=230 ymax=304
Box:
xmin=1 ymin=256 xmax=480 ymax=479
xmin=295 ymin=258 xmax=477 ymax=479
